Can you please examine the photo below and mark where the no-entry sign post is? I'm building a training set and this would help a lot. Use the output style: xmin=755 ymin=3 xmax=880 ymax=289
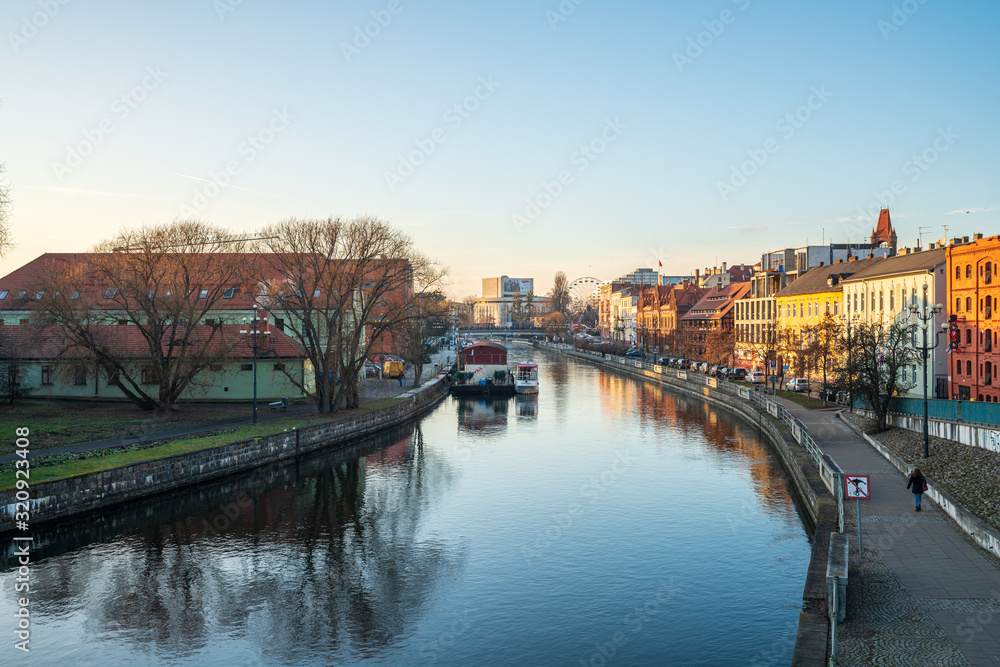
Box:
xmin=845 ymin=475 xmax=870 ymax=557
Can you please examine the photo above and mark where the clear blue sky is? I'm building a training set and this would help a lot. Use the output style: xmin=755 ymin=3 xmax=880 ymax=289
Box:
xmin=2 ymin=0 xmax=997 ymax=297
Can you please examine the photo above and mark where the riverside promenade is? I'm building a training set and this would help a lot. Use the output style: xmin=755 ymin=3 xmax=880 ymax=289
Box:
xmin=777 ymin=398 xmax=1000 ymax=666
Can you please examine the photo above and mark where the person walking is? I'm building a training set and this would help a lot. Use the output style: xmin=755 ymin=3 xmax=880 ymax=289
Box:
xmin=906 ymin=468 xmax=928 ymax=511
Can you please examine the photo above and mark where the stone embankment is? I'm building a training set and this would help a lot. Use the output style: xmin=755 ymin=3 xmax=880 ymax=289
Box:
xmin=0 ymin=375 xmax=449 ymax=533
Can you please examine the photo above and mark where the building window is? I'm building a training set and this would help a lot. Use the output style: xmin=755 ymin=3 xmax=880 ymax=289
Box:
xmin=19 ymin=319 xmax=29 ymax=326
xmin=313 ymin=289 xmax=321 ymax=297
xmin=956 ymin=266 xmax=961 ymax=280
xmin=73 ymin=367 xmax=87 ymax=386
xmin=0 ymin=290 xmax=7 ymax=300
xmin=967 ymin=297 xmax=973 ymax=311
xmin=274 ymin=318 xmax=285 ymax=332
xmin=223 ymin=288 xmax=236 ymax=299
xmin=957 ymin=297 xmax=961 ymax=312
xmin=967 ymin=265 xmax=972 ymax=278
xmin=967 ymin=360 xmax=973 ymax=375
xmin=967 ymin=329 xmax=972 ymax=345
xmin=956 ymin=360 xmax=962 ymax=376
xmin=199 ymin=289 xmax=208 ymax=299
xmin=273 ymin=363 xmax=286 ymax=371
xmin=104 ymin=288 xmax=117 ymax=299
xmin=41 ymin=366 xmax=54 ymax=385
xmin=241 ymin=364 xmax=253 ymax=371
xmin=107 ymin=370 xmax=119 ymax=386
xmin=879 ymin=290 xmax=884 ymax=311
xmin=141 ymin=367 xmax=155 ymax=384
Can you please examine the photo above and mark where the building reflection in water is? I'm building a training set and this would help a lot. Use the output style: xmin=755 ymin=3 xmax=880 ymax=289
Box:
xmin=13 ymin=422 xmax=466 ymax=664
xmin=595 ymin=367 xmax=795 ymax=515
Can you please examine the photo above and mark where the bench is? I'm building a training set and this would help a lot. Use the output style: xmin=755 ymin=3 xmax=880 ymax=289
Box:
xmin=269 ymin=397 xmax=288 ymax=412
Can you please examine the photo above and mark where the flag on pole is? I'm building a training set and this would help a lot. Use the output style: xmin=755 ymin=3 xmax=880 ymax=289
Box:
xmin=658 ymin=260 xmax=662 ymax=267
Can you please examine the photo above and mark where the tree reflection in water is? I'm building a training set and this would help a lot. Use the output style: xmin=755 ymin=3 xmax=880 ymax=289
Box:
xmin=18 ymin=422 xmax=465 ymax=663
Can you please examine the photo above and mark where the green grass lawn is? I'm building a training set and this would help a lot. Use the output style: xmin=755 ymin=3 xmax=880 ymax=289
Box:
xmin=0 ymin=397 xmax=403 ymax=491
xmin=773 ymin=389 xmax=830 ymax=410
xmin=0 ymin=400 xmax=260 ymax=450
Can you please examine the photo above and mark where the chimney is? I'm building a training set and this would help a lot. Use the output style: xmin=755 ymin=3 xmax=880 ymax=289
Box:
xmin=974 ymin=233 xmax=984 ymax=240
xmin=818 ymin=261 xmax=824 ymax=266
xmin=835 ymin=258 xmax=843 ymax=264
xmin=963 ymin=236 xmax=970 ymax=243
xmin=722 ymin=262 xmax=728 ymax=272
xmin=867 ymin=253 xmax=873 ymax=259
xmin=695 ymin=269 xmax=700 ymax=280
xmin=929 ymin=242 xmax=936 ymax=250
xmin=847 ymin=256 xmax=856 ymax=262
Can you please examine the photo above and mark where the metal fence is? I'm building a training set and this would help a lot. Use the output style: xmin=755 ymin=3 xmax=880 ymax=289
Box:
xmin=887 ymin=396 xmax=1000 ymax=426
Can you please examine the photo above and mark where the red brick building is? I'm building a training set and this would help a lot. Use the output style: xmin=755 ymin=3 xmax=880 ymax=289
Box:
xmin=946 ymin=234 xmax=999 ymax=402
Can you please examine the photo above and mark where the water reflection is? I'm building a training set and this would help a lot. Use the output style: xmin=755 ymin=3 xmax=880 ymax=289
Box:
xmin=456 ymin=398 xmax=509 ymax=435
xmin=0 ymin=349 xmax=811 ymax=666
xmin=4 ymin=422 xmax=465 ymax=665
xmin=514 ymin=394 xmax=538 ymax=418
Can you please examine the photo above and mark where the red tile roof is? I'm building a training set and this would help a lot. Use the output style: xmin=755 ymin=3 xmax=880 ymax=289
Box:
xmin=0 ymin=324 xmax=306 ymax=361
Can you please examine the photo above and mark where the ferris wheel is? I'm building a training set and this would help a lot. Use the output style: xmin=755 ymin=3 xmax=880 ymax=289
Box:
xmin=568 ymin=277 xmax=601 ymax=303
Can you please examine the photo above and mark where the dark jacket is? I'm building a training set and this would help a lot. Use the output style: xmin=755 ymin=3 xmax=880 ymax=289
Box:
xmin=906 ymin=474 xmax=926 ymax=495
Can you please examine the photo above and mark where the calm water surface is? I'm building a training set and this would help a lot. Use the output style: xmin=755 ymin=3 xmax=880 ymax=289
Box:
xmin=2 ymin=346 xmax=811 ymax=666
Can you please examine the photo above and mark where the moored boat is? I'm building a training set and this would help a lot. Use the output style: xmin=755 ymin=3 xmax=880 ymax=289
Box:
xmin=514 ymin=362 xmax=538 ymax=394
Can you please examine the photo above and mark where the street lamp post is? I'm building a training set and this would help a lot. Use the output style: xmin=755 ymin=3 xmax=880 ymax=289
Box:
xmin=907 ymin=283 xmax=943 ymax=459
xmin=240 ymin=305 xmax=271 ymax=425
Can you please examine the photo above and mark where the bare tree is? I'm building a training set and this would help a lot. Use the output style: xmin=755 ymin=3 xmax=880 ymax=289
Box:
xmin=549 ymin=271 xmax=571 ymax=315
xmin=400 ymin=290 xmax=448 ymax=387
xmin=35 ymin=222 xmax=247 ymax=411
xmin=835 ymin=317 xmax=916 ymax=430
xmin=705 ymin=326 xmax=735 ymax=367
xmin=251 ymin=216 xmax=443 ymax=413
xmin=458 ymin=296 xmax=476 ymax=327
xmin=806 ymin=315 xmax=840 ymax=404
xmin=0 ymin=163 xmax=13 ymax=257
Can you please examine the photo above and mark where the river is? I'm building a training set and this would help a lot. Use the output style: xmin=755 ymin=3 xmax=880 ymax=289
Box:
xmin=1 ymin=345 xmax=811 ymax=666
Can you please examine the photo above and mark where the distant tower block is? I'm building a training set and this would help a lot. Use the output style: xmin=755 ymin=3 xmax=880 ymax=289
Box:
xmin=871 ymin=208 xmax=898 ymax=255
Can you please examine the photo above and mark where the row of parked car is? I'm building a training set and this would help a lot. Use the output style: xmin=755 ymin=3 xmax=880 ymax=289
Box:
xmin=619 ymin=351 xmax=835 ymax=396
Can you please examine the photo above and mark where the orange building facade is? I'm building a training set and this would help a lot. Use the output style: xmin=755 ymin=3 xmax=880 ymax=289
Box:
xmin=946 ymin=234 xmax=999 ymax=402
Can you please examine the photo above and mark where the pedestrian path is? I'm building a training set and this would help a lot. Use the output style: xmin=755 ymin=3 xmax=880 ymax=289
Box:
xmin=776 ymin=399 xmax=1000 ymax=666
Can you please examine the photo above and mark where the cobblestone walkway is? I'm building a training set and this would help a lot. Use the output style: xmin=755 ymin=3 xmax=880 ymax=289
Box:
xmin=776 ymin=400 xmax=1000 ymax=666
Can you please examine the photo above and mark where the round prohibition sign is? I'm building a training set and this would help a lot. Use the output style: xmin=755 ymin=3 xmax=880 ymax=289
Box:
xmin=844 ymin=474 xmax=870 ymax=500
